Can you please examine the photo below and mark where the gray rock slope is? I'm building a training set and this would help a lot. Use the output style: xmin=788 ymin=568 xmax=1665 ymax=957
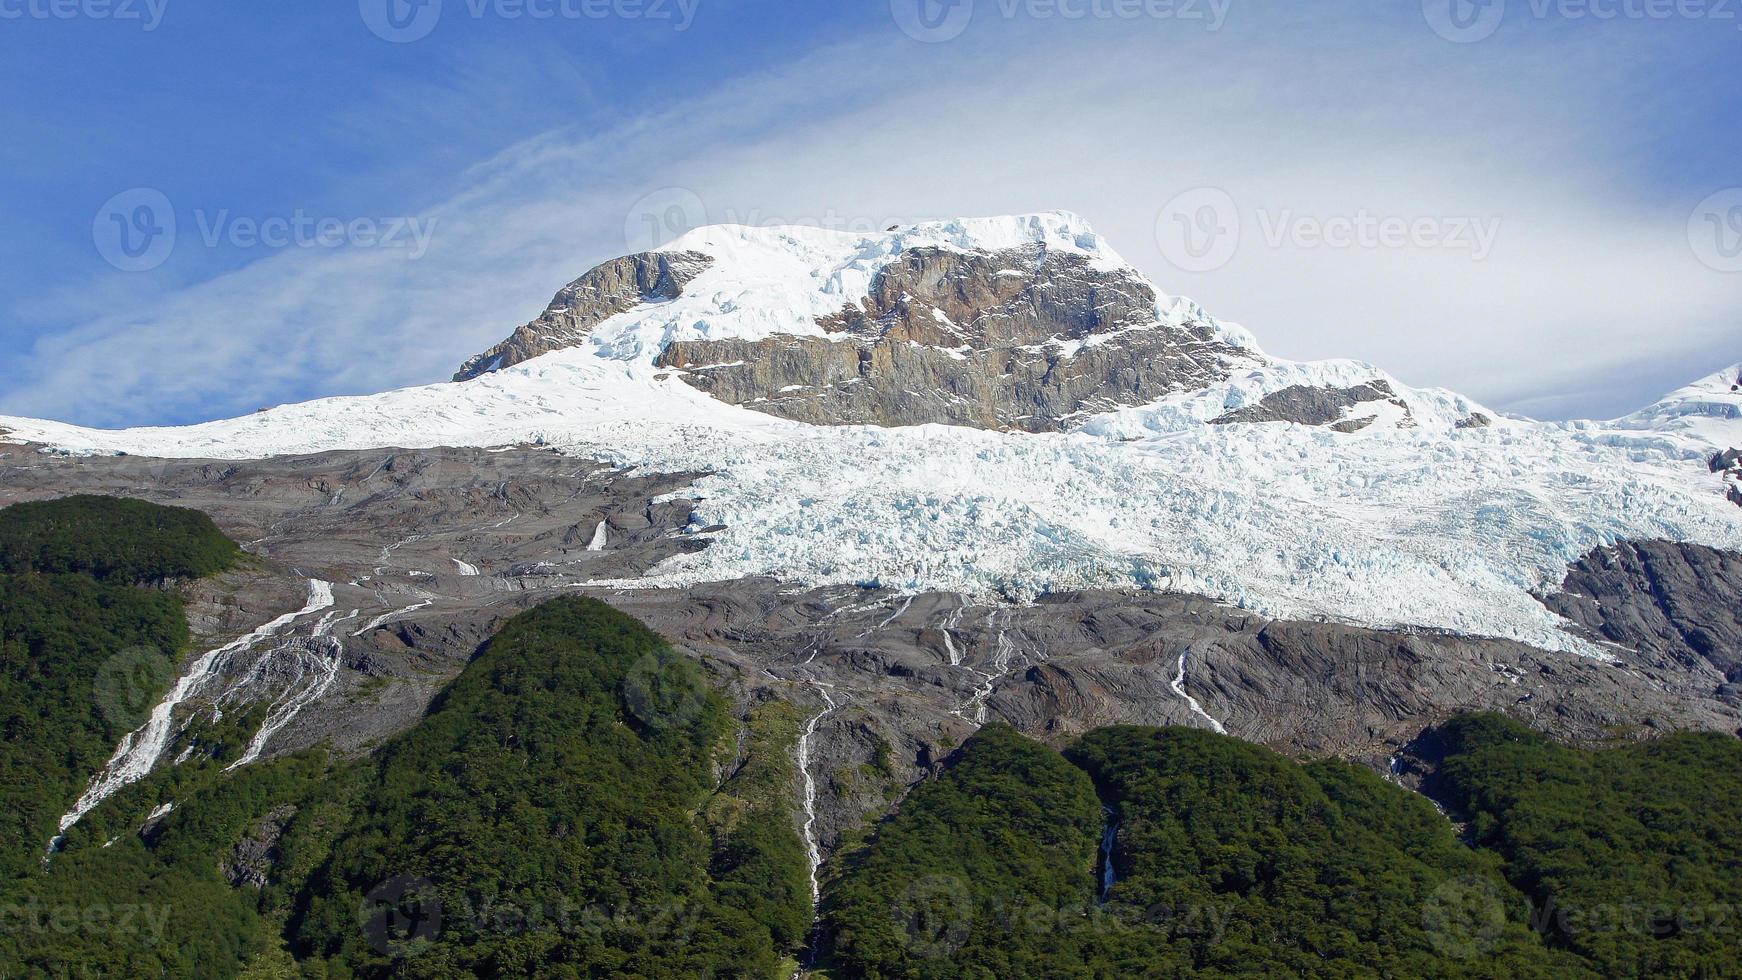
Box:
xmin=1545 ymin=540 xmax=1742 ymax=703
xmin=6 ymin=442 xmax=1738 ymax=863
xmin=1210 ymin=380 xmax=1412 ymax=431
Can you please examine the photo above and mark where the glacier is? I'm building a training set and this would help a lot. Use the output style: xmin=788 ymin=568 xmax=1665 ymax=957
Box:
xmin=4 ymin=212 xmax=1741 ymax=657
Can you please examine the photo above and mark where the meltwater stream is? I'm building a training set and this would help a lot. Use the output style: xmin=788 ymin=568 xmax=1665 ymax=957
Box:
xmin=48 ymin=580 xmax=334 ymax=854
xmin=224 ymin=605 xmax=359 ymax=771
xmin=1172 ymin=649 xmax=1227 ymax=734
xmin=798 ymin=681 xmax=842 ymax=908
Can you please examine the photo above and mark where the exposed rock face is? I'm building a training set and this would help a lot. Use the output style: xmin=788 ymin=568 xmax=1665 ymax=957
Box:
xmin=453 ymin=251 xmax=712 ymax=381
xmin=1210 ymin=381 xmax=1413 ymax=431
xmin=609 ymin=581 xmax=1741 ymax=852
xmin=1544 ymin=540 xmax=1742 ymax=701
xmin=1709 ymin=449 xmax=1742 ymax=507
xmin=657 ymin=244 xmax=1251 ymax=431
xmin=224 ymin=804 xmax=296 ymax=888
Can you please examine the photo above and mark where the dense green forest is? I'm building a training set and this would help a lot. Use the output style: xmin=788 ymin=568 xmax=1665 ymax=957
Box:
xmin=0 ymin=497 xmax=812 ymax=976
xmin=823 ymin=721 xmax=1742 ymax=979
xmin=824 ymin=724 xmax=1581 ymax=979
xmin=4 ymin=495 xmax=1742 ymax=978
xmin=823 ymin=723 xmax=1106 ymax=978
xmin=2 ymin=588 xmax=814 ymax=976
xmin=1065 ymin=727 xmax=1581 ymax=978
xmin=0 ymin=493 xmax=240 ymax=583
xmin=1428 ymin=713 xmax=1742 ymax=977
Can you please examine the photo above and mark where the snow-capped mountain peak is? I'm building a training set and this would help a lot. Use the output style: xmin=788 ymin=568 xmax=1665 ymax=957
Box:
xmin=661 ymin=209 xmax=1133 ymax=272
xmin=1614 ymin=363 xmax=1742 ymax=442
xmin=455 ymin=211 xmax=1269 ymax=432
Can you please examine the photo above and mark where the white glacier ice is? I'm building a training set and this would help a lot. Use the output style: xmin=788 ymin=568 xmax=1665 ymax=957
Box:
xmin=4 ymin=214 xmax=1740 ymax=659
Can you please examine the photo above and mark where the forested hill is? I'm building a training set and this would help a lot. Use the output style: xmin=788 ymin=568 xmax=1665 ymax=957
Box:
xmin=0 ymin=496 xmax=812 ymax=975
xmin=1426 ymin=713 xmax=1742 ymax=977
xmin=287 ymin=596 xmax=812 ymax=976
xmin=820 ymin=722 xmax=1742 ymax=979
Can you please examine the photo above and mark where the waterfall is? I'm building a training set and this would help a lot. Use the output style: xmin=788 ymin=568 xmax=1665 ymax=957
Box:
xmin=1098 ymin=807 xmax=1119 ymax=903
xmin=798 ymin=682 xmax=843 ymax=909
xmin=49 ymin=580 xmax=334 ymax=853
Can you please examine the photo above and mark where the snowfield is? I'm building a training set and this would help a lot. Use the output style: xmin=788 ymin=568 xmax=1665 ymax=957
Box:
xmin=5 ymin=213 xmax=1741 ymax=656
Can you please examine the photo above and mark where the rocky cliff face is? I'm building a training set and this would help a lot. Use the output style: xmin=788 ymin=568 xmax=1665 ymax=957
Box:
xmin=453 ymin=250 xmax=712 ymax=381
xmin=444 ymin=225 xmax=1494 ymax=435
xmin=655 ymin=244 xmax=1251 ymax=431
xmin=455 ymin=234 xmax=1259 ymax=432
xmin=1210 ymin=381 xmax=1413 ymax=431
xmin=1545 ymin=540 xmax=1742 ymax=703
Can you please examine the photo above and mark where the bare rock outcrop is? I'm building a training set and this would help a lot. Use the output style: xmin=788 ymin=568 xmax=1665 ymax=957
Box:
xmin=657 ymin=244 xmax=1251 ymax=431
xmin=453 ymin=250 xmax=712 ymax=381
xmin=1209 ymin=380 xmax=1414 ymax=431
xmin=224 ymin=804 xmax=297 ymax=888
xmin=1544 ymin=540 xmax=1742 ymax=700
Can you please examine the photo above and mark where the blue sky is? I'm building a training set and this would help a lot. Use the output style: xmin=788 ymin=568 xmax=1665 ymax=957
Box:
xmin=1 ymin=0 xmax=1738 ymax=427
